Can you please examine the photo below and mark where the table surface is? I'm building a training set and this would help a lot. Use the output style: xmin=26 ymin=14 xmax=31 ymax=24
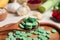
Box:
xmin=0 ymin=9 xmax=60 ymax=28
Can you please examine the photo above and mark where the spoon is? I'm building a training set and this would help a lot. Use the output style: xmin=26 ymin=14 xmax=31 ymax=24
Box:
xmin=0 ymin=22 xmax=23 ymax=32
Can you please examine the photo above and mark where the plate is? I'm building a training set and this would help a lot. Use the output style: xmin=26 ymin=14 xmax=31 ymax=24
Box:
xmin=0 ymin=22 xmax=60 ymax=40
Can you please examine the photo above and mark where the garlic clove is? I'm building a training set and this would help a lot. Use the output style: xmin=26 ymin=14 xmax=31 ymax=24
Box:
xmin=17 ymin=7 xmax=29 ymax=16
xmin=17 ymin=3 xmax=31 ymax=16
xmin=0 ymin=9 xmax=7 ymax=14
xmin=30 ymin=11 xmax=42 ymax=20
xmin=5 ymin=0 xmax=21 ymax=13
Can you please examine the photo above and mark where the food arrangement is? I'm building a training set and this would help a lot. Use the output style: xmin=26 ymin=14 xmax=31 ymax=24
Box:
xmin=52 ymin=2 xmax=60 ymax=21
xmin=5 ymin=27 xmax=58 ymax=40
xmin=19 ymin=17 xmax=38 ymax=30
xmin=0 ymin=0 xmax=60 ymax=40
xmin=0 ymin=20 xmax=60 ymax=40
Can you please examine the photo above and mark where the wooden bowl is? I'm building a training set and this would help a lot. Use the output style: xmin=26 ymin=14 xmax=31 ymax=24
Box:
xmin=0 ymin=22 xmax=60 ymax=40
xmin=0 ymin=11 xmax=8 ymax=21
xmin=51 ymin=17 xmax=60 ymax=22
xmin=27 ymin=0 xmax=47 ymax=10
xmin=39 ymin=22 xmax=60 ymax=40
xmin=27 ymin=3 xmax=41 ymax=10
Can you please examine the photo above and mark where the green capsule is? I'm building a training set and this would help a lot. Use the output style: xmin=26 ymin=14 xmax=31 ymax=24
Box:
xmin=8 ymin=32 xmax=13 ymax=36
xmin=32 ymin=22 xmax=38 ymax=26
xmin=20 ymin=32 xmax=27 ymax=37
xmin=21 ymin=21 xmax=25 ymax=25
xmin=38 ymin=39 xmax=41 ymax=40
xmin=15 ymin=31 xmax=20 ymax=35
xmin=10 ymin=37 xmax=16 ymax=40
xmin=51 ymin=29 xmax=57 ymax=33
xmin=28 ymin=17 xmax=37 ymax=22
xmin=14 ymin=35 xmax=20 ymax=38
xmin=46 ymin=31 xmax=51 ymax=34
xmin=22 ymin=37 xmax=27 ymax=40
xmin=33 ymin=31 xmax=39 ymax=35
xmin=24 ymin=17 xmax=29 ymax=23
xmin=27 ymin=33 xmax=32 ymax=37
xmin=26 ymin=22 xmax=32 ymax=26
xmin=38 ymin=35 xmax=47 ymax=40
xmin=27 ymin=37 xmax=32 ymax=40
xmin=25 ymin=25 xmax=32 ymax=30
xmin=42 ymin=33 xmax=47 ymax=37
xmin=38 ymin=28 xmax=45 ymax=33
xmin=6 ymin=38 xmax=10 ymax=40
xmin=33 ymin=38 xmax=38 ymax=40
xmin=22 ymin=34 xmax=27 ymax=37
xmin=38 ymin=27 xmax=44 ymax=31
xmin=41 ymin=37 xmax=47 ymax=40
xmin=19 ymin=24 xmax=24 ymax=29
xmin=19 ymin=37 xmax=23 ymax=39
xmin=46 ymin=35 xmax=50 ymax=39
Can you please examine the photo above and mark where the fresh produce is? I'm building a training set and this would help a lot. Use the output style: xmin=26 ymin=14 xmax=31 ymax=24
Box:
xmin=0 ymin=0 xmax=9 ymax=8
xmin=5 ymin=0 xmax=21 ymax=13
xmin=38 ymin=0 xmax=59 ymax=13
xmin=6 ymin=27 xmax=57 ymax=40
xmin=30 ymin=11 xmax=42 ymax=20
xmin=17 ymin=2 xmax=31 ymax=16
xmin=19 ymin=17 xmax=38 ymax=30
xmin=52 ymin=2 xmax=60 ymax=21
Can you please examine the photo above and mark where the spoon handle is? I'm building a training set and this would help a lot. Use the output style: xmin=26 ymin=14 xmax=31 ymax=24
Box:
xmin=0 ymin=23 xmax=21 ymax=32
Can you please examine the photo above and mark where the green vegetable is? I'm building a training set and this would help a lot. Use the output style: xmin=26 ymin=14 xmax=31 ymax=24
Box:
xmin=58 ymin=2 xmax=60 ymax=7
xmin=54 ymin=5 xmax=59 ymax=10
xmin=38 ymin=0 xmax=59 ymax=13
xmin=38 ymin=6 xmax=45 ymax=13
